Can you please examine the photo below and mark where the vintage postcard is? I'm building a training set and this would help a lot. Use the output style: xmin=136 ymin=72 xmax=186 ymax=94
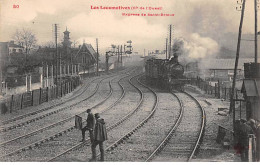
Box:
xmin=0 ymin=0 xmax=259 ymax=162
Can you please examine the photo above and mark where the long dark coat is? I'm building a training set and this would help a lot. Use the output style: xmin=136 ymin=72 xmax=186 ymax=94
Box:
xmin=86 ymin=113 xmax=95 ymax=129
xmin=94 ymin=118 xmax=108 ymax=142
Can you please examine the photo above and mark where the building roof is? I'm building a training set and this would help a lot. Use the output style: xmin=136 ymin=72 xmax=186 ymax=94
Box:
xmin=85 ymin=44 xmax=97 ymax=61
xmin=8 ymin=42 xmax=24 ymax=48
xmin=75 ymin=43 xmax=97 ymax=62
xmin=241 ymin=79 xmax=260 ymax=97
xmin=204 ymin=58 xmax=260 ymax=70
xmin=0 ymin=42 xmax=8 ymax=53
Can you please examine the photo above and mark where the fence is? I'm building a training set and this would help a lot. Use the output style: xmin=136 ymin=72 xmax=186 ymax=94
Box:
xmin=0 ymin=76 xmax=80 ymax=115
xmin=188 ymin=78 xmax=243 ymax=101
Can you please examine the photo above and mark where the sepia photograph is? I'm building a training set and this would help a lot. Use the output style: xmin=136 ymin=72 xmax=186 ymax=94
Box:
xmin=0 ymin=0 xmax=259 ymax=162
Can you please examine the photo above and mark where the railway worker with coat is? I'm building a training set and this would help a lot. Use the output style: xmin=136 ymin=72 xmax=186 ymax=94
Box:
xmin=235 ymin=119 xmax=254 ymax=162
xmin=90 ymin=113 xmax=108 ymax=162
xmin=81 ymin=109 xmax=95 ymax=142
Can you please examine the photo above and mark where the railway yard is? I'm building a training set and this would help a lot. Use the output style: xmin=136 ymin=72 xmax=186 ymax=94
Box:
xmin=0 ymin=66 xmax=241 ymax=162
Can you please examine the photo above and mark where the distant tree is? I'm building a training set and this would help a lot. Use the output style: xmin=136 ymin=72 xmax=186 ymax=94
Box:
xmin=12 ymin=28 xmax=37 ymax=55
xmin=42 ymin=41 xmax=55 ymax=48
xmin=42 ymin=41 xmax=62 ymax=48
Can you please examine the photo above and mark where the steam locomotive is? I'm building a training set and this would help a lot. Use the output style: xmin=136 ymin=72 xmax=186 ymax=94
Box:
xmin=145 ymin=56 xmax=185 ymax=90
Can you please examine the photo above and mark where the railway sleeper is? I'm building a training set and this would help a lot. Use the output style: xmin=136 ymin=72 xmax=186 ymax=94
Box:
xmin=109 ymin=147 xmax=115 ymax=151
xmin=118 ymin=139 xmax=124 ymax=144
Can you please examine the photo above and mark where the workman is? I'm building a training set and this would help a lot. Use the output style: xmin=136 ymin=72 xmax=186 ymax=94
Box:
xmin=90 ymin=113 xmax=107 ymax=161
xmin=240 ymin=121 xmax=254 ymax=162
xmin=81 ymin=109 xmax=95 ymax=142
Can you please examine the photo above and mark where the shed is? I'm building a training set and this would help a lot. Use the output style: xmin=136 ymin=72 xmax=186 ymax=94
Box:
xmin=241 ymin=79 xmax=260 ymax=121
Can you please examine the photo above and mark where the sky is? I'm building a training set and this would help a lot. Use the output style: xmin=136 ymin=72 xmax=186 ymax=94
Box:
xmin=0 ymin=0 xmax=257 ymax=57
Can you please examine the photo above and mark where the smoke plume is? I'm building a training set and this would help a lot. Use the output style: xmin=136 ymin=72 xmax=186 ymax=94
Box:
xmin=173 ymin=33 xmax=219 ymax=65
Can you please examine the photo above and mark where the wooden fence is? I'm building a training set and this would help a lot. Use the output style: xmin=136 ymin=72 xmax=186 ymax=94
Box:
xmin=188 ymin=78 xmax=243 ymax=101
xmin=0 ymin=76 xmax=80 ymax=115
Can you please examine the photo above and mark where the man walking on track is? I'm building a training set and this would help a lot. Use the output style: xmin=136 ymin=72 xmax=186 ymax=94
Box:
xmin=81 ymin=109 xmax=95 ymax=142
xmin=90 ymin=113 xmax=108 ymax=162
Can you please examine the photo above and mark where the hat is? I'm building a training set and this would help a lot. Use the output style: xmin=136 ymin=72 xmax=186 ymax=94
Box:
xmin=87 ymin=109 xmax=91 ymax=112
xmin=94 ymin=113 xmax=100 ymax=118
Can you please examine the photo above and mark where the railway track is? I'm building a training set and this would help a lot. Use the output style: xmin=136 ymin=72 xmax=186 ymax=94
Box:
xmin=0 ymin=73 xmax=129 ymax=159
xmin=92 ymin=75 xmax=158 ymax=161
xmin=147 ymin=91 xmax=206 ymax=162
xmin=0 ymin=69 xmax=127 ymax=129
xmin=0 ymin=68 xmax=134 ymax=134
xmin=46 ymin=73 xmax=144 ymax=161
xmin=1 ymin=69 xmax=205 ymax=162
xmin=145 ymin=91 xmax=184 ymax=161
xmin=79 ymin=74 xmax=204 ymax=162
xmin=50 ymin=73 xmax=158 ymax=161
xmin=100 ymin=75 xmax=180 ymax=161
xmin=0 ymin=76 xmax=95 ymax=127
xmin=0 ymin=76 xmax=122 ymax=133
xmin=0 ymin=75 xmax=113 ymax=143
xmin=0 ymin=71 xmax=136 ymax=161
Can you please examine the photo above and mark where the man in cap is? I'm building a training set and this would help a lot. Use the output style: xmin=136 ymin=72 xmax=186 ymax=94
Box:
xmin=81 ymin=109 xmax=95 ymax=142
xmin=90 ymin=113 xmax=107 ymax=161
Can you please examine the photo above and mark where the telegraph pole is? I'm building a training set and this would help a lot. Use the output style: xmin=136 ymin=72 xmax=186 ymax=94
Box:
xmin=168 ymin=24 xmax=172 ymax=59
xmin=166 ymin=38 xmax=168 ymax=59
xmin=0 ymin=69 xmax=2 ymax=95
xmin=117 ymin=45 xmax=120 ymax=64
xmin=120 ymin=45 xmax=123 ymax=65
xmin=54 ymin=24 xmax=58 ymax=87
xmin=106 ymin=52 xmax=109 ymax=73
xmin=59 ymin=52 xmax=61 ymax=88
xmin=96 ymin=38 xmax=99 ymax=76
xmin=230 ymin=0 xmax=246 ymax=129
xmin=255 ymin=0 xmax=258 ymax=63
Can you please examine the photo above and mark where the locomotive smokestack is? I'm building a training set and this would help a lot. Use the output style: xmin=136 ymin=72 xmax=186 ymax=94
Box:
xmin=173 ymin=54 xmax=178 ymax=63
